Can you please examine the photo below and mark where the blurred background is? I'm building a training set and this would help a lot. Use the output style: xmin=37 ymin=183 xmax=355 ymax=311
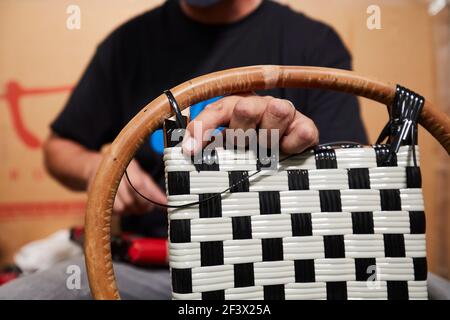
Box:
xmin=0 ymin=0 xmax=449 ymax=280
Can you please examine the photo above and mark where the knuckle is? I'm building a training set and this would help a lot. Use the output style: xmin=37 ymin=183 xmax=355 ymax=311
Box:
xmin=297 ymin=123 xmax=319 ymax=145
xmin=266 ymin=98 xmax=294 ymax=119
xmin=233 ymin=99 xmax=260 ymax=122
xmin=204 ymin=102 xmax=223 ymax=113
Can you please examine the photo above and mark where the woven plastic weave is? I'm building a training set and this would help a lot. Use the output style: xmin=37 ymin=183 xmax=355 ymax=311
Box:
xmin=164 ymin=144 xmax=427 ymax=300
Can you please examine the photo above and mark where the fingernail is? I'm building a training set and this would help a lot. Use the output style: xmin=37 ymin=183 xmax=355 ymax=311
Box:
xmin=182 ymin=132 xmax=199 ymax=155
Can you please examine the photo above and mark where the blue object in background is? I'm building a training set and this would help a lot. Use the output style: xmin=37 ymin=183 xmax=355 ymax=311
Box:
xmin=149 ymin=128 xmax=165 ymax=154
xmin=149 ymin=96 xmax=222 ymax=154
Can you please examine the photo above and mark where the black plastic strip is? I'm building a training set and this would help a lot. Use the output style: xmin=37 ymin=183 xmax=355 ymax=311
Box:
xmin=387 ymin=281 xmax=409 ymax=300
xmin=202 ymin=290 xmax=225 ymax=300
xmin=376 ymin=85 xmax=424 ymax=157
xmin=164 ymin=90 xmax=186 ymax=129
xmin=351 ymin=212 xmax=375 ymax=234
xmin=167 ymin=171 xmax=190 ymax=195
xmin=228 ymin=171 xmax=250 ymax=193
xmin=348 ymin=168 xmax=370 ymax=189
xmin=389 ymin=85 xmax=424 ymax=152
xmin=234 ymin=263 xmax=255 ymax=288
xmin=355 ymin=258 xmax=376 ymax=281
xmin=324 ymin=235 xmax=345 ymax=258
xmin=406 ymin=167 xmax=422 ymax=188
xmin=171 ymin=268 xmax=192 ymax=294
xmin=232 ymin=216 xmax=252 ymax=240
xmin=326 ymin=282 xmax=347 ymax=300
xmin=380 ymin=189 xmax=402 ymax=211
xmin=163 ymin=118 xmax=186 ymax=148
xmin=193 ymin=148 xmax=219 ymax=171
xmin=413 ymin=257 xmax=427 ymax=281
xmin=200 ymin=241 xmax=224 ymax=266
xmin=199 ymin=193 xmax=222 ymax=218
xmin=287 ymin=170 xmax=309 ymax=190
xmin=259 ymin=191 xmax=281 ymax=214
xmin=263 ymin=285 xmax=285 ymax=300
xmin=314 ymin=147 xmax=337 ymax=169
xmin=291 ymin=213 xmax=313 ymax=236
xmin=294 ymin=259 xmax=315 ymax=283
xmin=319 ymin=190 xmax=342 ymax=212
xmin=169 ymin=219 xmax=191 ymax=243
xmin=262 ymin=238 xmax=283 ymax=261
xmin=409 ymin=211 xmax=426 ymax=234
xmin=384 ymin=234 xmax=406 ymax=257
xmin=374 ymin=145 xmax=398 ymax=167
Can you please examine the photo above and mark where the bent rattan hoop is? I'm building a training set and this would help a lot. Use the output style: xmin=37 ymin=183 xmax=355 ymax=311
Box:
xmin=84 ymin=66 xmax=450 ymax=300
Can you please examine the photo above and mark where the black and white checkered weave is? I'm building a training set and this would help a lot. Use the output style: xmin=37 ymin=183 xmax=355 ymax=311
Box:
xmin=164 ymin=144 xmax=427 ymax=300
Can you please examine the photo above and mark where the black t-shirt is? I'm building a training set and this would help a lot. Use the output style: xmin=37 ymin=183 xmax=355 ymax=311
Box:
xmin=51 ymin=0 xmax=367 ymax=237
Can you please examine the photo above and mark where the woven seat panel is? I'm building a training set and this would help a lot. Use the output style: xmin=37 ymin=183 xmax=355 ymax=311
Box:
xmin=164 ymin=145 xmax=427 ymax=300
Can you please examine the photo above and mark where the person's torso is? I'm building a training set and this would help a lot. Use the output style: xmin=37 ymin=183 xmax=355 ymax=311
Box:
xmin=106 ymin=0 xmax=341 ymax=235
xmin=108 ymin=0 xmax=319 ymax=181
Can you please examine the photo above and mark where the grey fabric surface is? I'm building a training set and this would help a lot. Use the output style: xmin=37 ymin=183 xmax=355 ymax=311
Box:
xmin=1 ymin=253 xmax=449 ymax=300
xmin=0 ymin=254 xmax=171 ymax=300
xmin=428 ymin=272 xmax=450 ymax=300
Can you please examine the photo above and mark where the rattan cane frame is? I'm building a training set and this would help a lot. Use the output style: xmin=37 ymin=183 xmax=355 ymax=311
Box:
xmin=84 ymin=66 xmax=450 ymax=300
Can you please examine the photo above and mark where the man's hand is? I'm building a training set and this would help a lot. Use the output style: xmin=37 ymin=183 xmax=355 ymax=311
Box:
xmin=87 ymin=158 xmax=167 ymax=215
xmin=182 ymin=93 xmax=319 ymax=155
xmin=44 ymin=134 xmax=167 ymax=215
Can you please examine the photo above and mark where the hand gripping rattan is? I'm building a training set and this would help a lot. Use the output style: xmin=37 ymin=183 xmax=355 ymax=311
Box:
xmin=84 ymin=66 xmax=450 ymax=299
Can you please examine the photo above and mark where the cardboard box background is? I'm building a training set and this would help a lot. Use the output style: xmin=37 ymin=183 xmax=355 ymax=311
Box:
xmin=0 ymin=0 xmax=448 ymax=278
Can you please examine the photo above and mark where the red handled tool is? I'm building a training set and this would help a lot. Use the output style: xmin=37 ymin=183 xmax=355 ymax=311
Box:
xmin=70 ymin=227 xmax=168 ymax=266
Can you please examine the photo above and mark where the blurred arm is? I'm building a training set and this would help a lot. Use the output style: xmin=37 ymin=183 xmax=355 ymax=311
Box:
xmin=43 ymin=133 xmax=167 ymax=214
xmin=43 ymin=133 xmax=101 ymax=191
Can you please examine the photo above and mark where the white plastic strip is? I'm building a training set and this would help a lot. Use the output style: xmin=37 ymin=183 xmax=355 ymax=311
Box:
xmin=311 ymin=212 xmax=353 ymax=236
xmin=225 ymin=286 xmax=264 ymax=300
xmin=314 ymin=258 xmax=356 ymax=282
xmin=191 ymin=265 xmax=234 ymax=293
xmin=223 ymin=239 xmax=262 ymax=265
xmin=373 ymin=211 xmax=411 ymax=234
xmin=251 ymin=214 xmax=292 ymax=239
xmin=253 ymin=261 xmax=295 ymax=286
xmin=280 ymin=190 xmax=321 ymax=213
xmin=283 ymin=236 xmax=325 ymax=260
xmin=400 ymin=189 xmax=424 ymax=211
xmin=190 ymin=217 xmax=233 ymax=242
xmin=347 ymin=281 xmax=388 ymax=300
xmin=376 ymin=257 xmax=415 ymax=281
xmin=344 ymin=234 xmax=385 ymax=258
xmin=369 ymin=167 xmax=407 ymax=189
xmin=308 ymin=169 xmax=349 ymax=190
xmin=404 ymin=234 xmax=426 ymax=257
xmin=341 ymin=189 xmax=381 ymax=212
xmin=285 ymin=282 xmax=327 ymax=300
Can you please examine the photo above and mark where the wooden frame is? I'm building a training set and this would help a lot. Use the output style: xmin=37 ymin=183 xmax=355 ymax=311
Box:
xmin=84 ymin=65 xmax=450 ymax=299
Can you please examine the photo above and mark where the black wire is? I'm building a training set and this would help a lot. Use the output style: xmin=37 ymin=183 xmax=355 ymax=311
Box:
xmin=125 ymin=165 xmax=263 ymax=209
xmin=124 ymin=141 xmax=365 ymax=209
